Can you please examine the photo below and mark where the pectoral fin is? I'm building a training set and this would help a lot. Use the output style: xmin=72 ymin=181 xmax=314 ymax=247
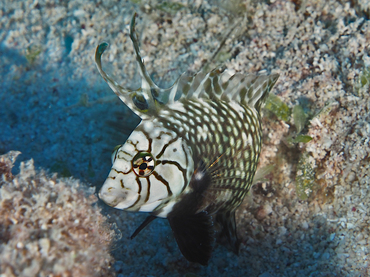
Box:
xmin=168 ymin=212 xmax=215 ymax=266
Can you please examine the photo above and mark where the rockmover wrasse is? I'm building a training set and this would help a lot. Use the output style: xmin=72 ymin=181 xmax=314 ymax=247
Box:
xmin=95 ymin=13 xmax=279 ymax=265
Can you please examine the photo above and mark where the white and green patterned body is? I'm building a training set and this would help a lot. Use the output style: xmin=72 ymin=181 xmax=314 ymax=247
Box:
xmin=96 ymin=14 xmax=279 ymax=265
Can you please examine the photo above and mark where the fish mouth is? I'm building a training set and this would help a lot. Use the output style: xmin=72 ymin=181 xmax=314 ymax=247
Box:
xmin=98 ymin=181 xmax=140 ymax=210
xmin=98 ymin=187 xmax=117 ymax=207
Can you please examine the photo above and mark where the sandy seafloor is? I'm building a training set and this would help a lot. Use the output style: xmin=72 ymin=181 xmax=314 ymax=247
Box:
xmin=1 ymin=0 xmax=370 ymax=276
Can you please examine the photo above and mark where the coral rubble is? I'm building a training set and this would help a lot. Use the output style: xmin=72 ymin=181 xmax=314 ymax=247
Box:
xmin=0 ymin=151 xmax=114 ymax=277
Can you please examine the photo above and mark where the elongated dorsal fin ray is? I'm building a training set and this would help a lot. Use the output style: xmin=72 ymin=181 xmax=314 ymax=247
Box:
xmin=129 ymin=13 xmax=188 ymax=106
xmin=95 ymin=14 xmax=186 ymax=117
xmin=95 ymin=42 xmax=154 ymax=117
xmin=95 ymin=13 xmax=279 ymax=117
xmin=130 ymin=13 xmax=159 ymax=98
xmin=174 ymin=69 xmax=279 ymax=111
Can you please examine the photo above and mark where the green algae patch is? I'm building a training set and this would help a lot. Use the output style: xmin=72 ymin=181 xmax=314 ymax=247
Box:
xmin=292 ymin=104 xmax=307 ymax=134
xmin=252 ymin=164 xmax=275 ymax=184
xmin=355 ymin=67 xmax=370 ymax=97
xmin=156 ymin=2 xmax=185 ymax=14
xmin=265 ymin=94 xmax=291 ymax=122
xmin=293 ymin=134 xmax=313 ymax=143
xmin=25 ymin=45 xmax=42 ymax=65
xmin=295 ymin=152 xmax=316 ymax=200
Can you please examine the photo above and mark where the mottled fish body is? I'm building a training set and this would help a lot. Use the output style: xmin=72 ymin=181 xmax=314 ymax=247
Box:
xmin=96 ymin=14 xmax=279 ymax=265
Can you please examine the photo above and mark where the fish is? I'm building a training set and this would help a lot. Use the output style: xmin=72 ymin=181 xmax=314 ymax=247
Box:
xmin=95 ymin=13 xmax=279 ymax=265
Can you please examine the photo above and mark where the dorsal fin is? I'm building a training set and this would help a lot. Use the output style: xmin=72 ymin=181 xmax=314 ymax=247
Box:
xmin=175 ymin=69 xmax=279 ymax=112
xmin=94 ymin=13 xmax=182 ymax=118
xmin=95 ymin=13 xmax=279 ymax=118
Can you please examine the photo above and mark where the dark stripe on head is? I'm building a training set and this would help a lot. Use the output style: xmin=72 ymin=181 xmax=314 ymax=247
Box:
xmin=152 ymin=171 xmax=173 ymax=196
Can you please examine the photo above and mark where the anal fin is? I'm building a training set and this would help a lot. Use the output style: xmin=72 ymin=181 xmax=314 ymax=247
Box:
xmin=216 ymin=211 xmax=240 ymax=254
xmin=168 ymin=212 xmax=215 ymax=266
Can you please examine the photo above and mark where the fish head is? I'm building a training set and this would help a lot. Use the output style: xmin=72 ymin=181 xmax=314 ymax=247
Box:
xmin=96 ymin=14 xmax=195 ymax=216
xmin=99 ymin=119 xmax=194 ymax=215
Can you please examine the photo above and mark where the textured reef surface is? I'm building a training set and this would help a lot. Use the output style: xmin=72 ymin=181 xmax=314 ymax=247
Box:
xmin=0 ymin=151 xmax=115 ymax=277
xmin=0 ymin=0 xmax=369 ymax=276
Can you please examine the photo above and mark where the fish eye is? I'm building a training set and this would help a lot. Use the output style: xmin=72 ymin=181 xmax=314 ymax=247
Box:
xmin=111 ymin=145 xmax=122 ymax=164
xmin=132 ymin=152 xmax=155 ymax=177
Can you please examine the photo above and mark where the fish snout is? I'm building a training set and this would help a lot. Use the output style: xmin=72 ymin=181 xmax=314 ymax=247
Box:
xmin=99 ymin=177 xmax=139 ymax=210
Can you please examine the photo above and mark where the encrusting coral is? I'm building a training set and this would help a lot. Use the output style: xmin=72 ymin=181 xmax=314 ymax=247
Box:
xmin=0 ymin=151 xmax=115 ymax=277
